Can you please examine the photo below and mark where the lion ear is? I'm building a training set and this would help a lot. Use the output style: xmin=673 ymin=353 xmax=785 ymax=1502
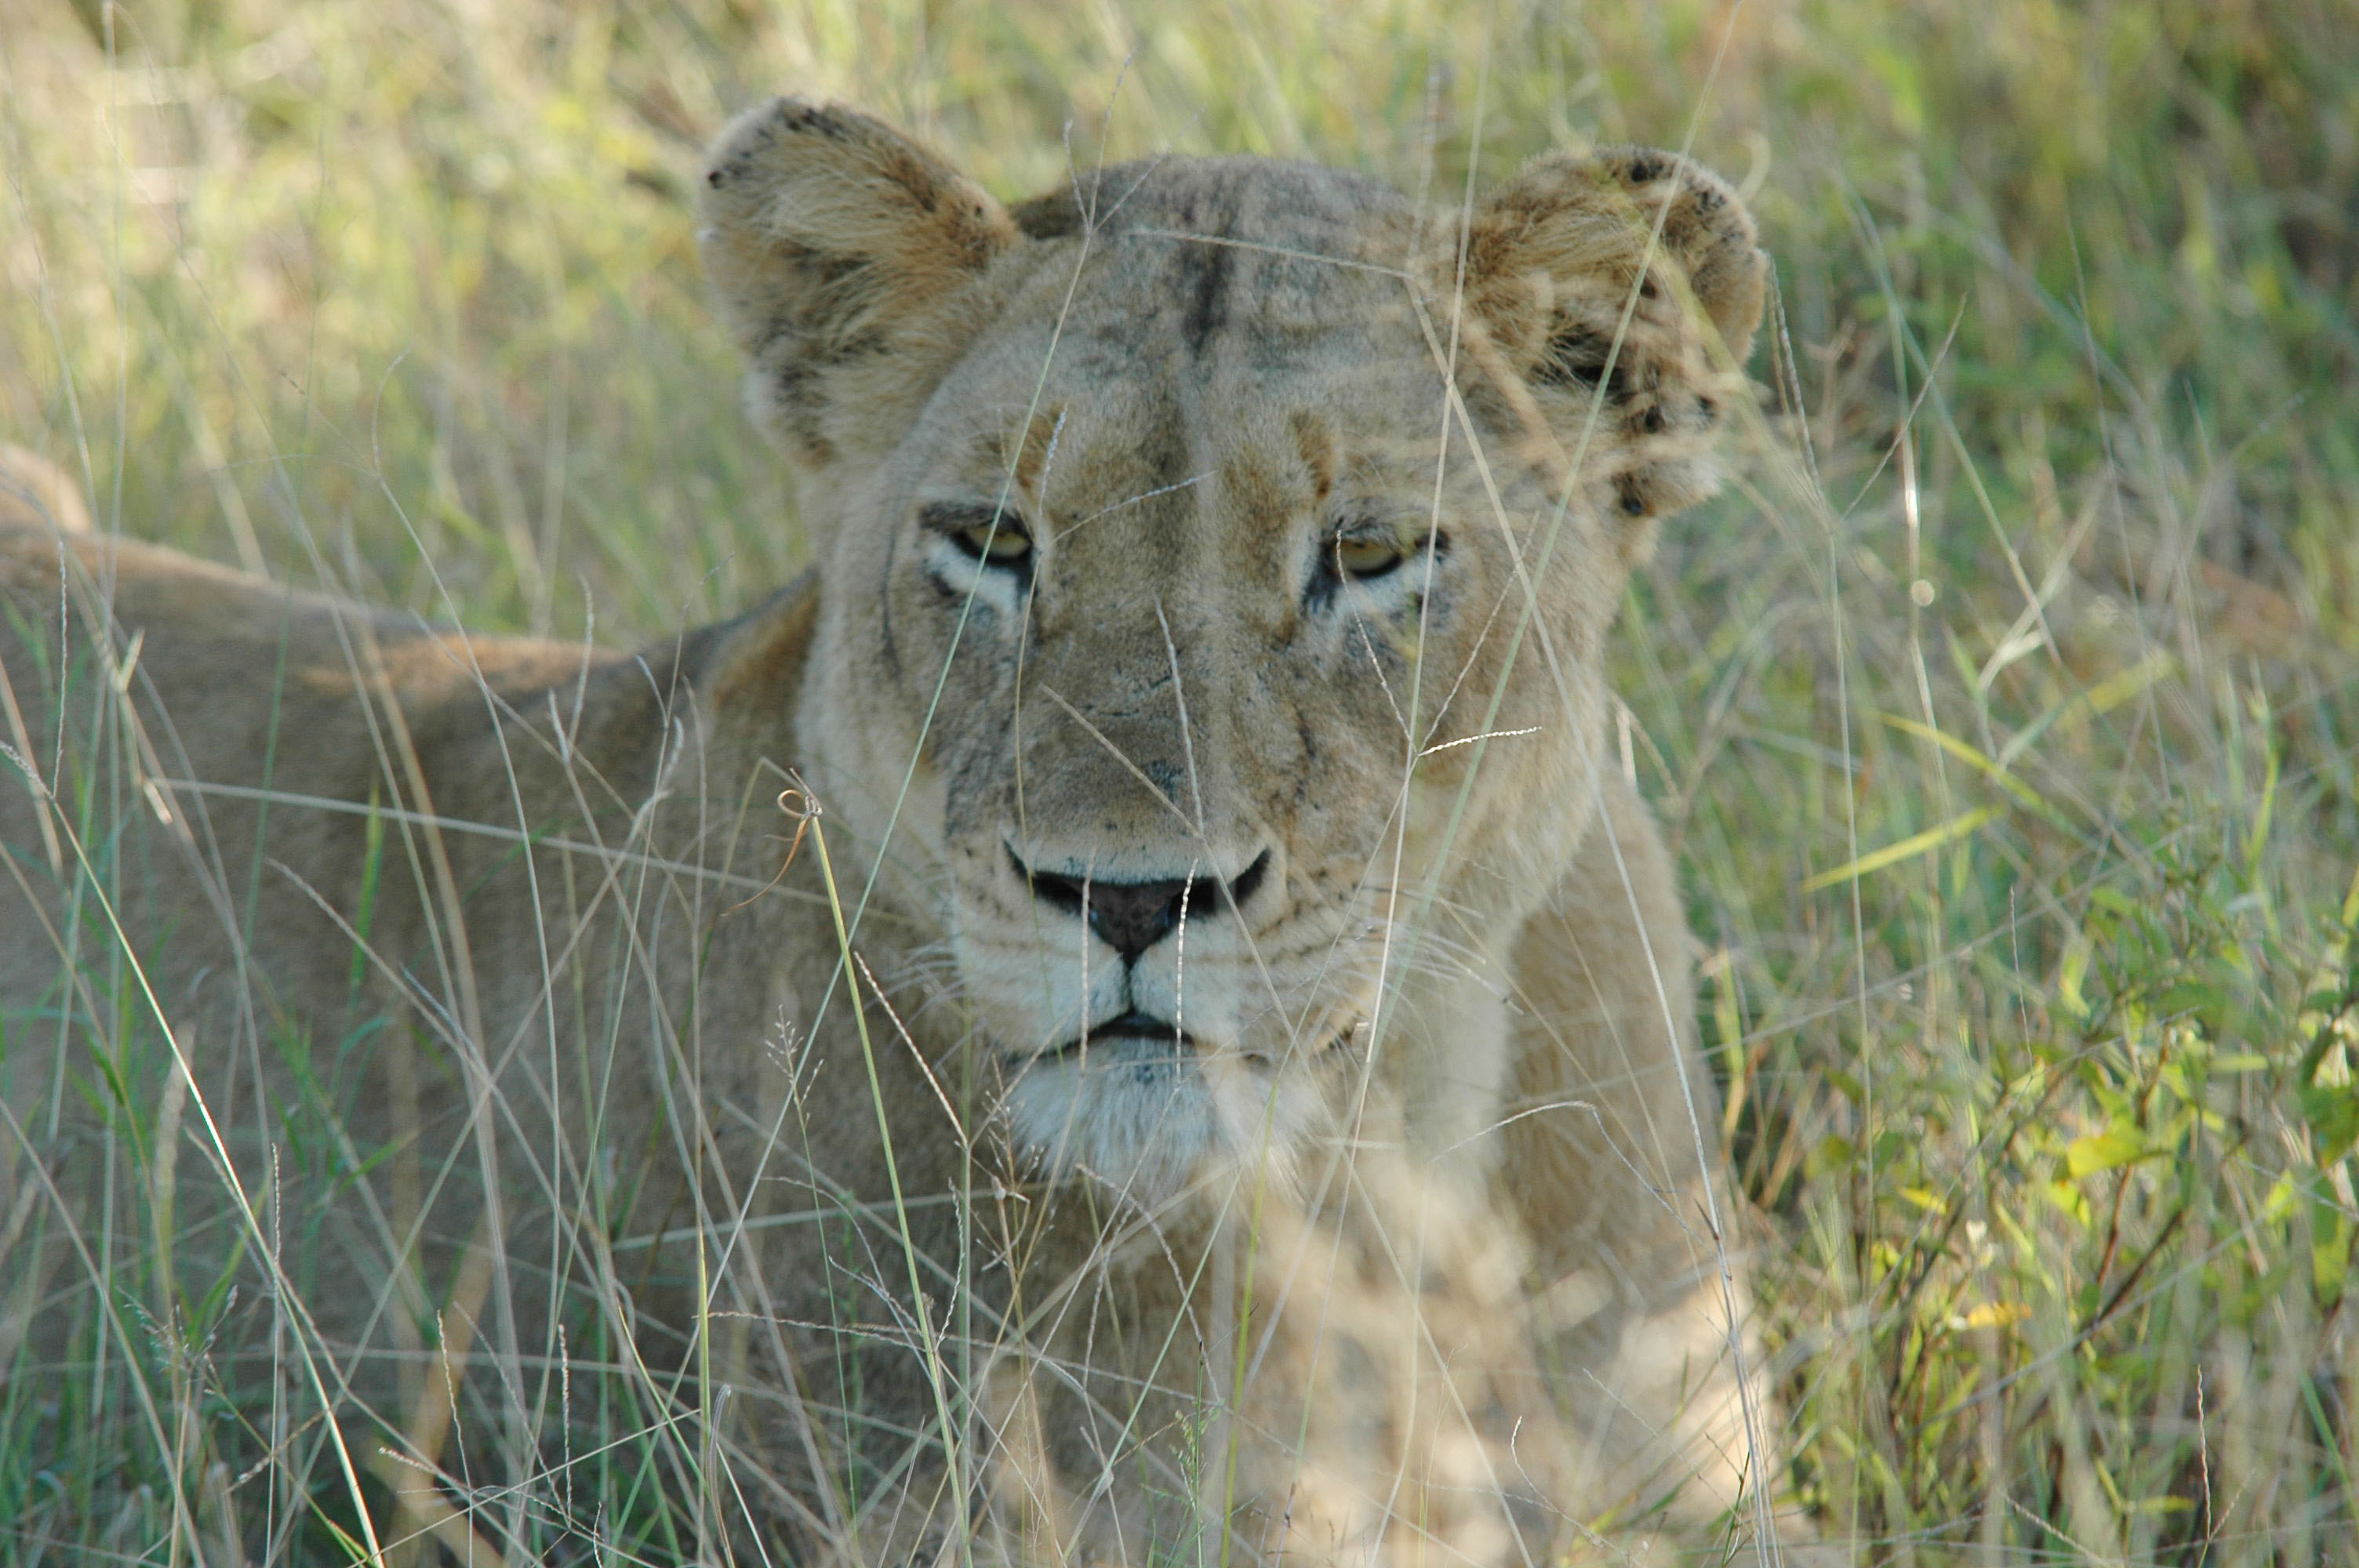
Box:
xmin=1460 ymin=146 xmax=1766 ymax=524
xmin=700 ymin=98 xmax=1020 ymax=468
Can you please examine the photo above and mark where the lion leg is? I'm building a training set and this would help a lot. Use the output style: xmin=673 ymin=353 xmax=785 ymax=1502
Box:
xmin=1499 ymin=773 xmax=1805 ymax=1555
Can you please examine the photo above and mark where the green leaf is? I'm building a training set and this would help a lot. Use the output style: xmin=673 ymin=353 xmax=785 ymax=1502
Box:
xmin=1899 ymin=1185 xmax=1946 ymax=1214
xmin=2066 ymin=1121 xmax=2148 ymax=1178
xmin=1801 ymin=805 xmax=2002 ymax=892
xmin=1874 ymin=711 xmax=2061 ymax=822
xmin=2299 ymin=1083 xmax=2359 ymax=1164
xmin=2313 ymin=1196 xmax=2352 ymax=1307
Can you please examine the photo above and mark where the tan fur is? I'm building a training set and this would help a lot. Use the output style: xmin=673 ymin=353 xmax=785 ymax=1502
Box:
xmin=0 ymin=105 xmax=1809 ymax=1563
xmin=0 ymin=445 xmax=93 ymax=534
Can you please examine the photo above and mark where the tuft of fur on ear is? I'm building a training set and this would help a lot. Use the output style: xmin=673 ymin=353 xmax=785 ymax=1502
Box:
xmin=700 ymin=99 xmax=1019 ymax=467
xmin=1458 ymin=146 xmax=1766 ymax=529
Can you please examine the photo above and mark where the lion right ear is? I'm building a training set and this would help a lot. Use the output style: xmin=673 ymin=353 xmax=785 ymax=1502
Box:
xmin=1459 ymin=147 xmax=1766 ymax=529
xmin=700 ymin=99 xmax=1019 ymax=468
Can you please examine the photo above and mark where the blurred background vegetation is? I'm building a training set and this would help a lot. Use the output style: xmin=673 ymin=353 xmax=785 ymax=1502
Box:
xmin=3 ymin=0 xmax=2355 ymax=1560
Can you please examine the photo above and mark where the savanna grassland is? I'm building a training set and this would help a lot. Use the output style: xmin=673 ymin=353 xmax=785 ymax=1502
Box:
xmin=2 ymin=0 xmax=2356 ymax=1563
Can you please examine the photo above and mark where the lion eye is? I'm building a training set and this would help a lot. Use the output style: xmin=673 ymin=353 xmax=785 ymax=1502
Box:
xmin=940 ymin=508 xmax=1034 ymax=568
xmin=1331 ymin=534 xmax=1410 ymax=580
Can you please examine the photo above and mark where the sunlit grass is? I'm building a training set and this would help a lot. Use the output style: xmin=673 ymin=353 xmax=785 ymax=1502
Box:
xmin=3 ymin=0 xmax=2355 ymax=1561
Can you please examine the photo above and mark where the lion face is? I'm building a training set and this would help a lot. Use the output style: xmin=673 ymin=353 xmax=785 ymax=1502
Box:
xmin=700 ymin=107 xmax=1763 ymax=1199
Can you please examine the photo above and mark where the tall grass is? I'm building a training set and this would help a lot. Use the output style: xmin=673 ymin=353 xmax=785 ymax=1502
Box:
xmin=2 ymin=0 xmax=2355 ymax=1561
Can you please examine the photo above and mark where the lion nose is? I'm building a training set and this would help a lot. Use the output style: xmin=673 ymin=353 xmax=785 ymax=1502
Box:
xmin=1010 ymin=849 xmax=1270 ymax=963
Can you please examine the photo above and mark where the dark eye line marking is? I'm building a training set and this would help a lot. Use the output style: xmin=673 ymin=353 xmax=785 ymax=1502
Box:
xmin=1331 ymin=524 xmax=1449 ymax=577
xmin=919 ymin=499 xmax=1034 ymax=567
xmin=1336 ymin=539 xmax=1409 ymax=582
xmin=1303 ymin=517 xmax=1449 ymax=611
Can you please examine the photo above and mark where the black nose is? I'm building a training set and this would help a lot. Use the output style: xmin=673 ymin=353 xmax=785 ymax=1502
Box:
xmin=1011 ymin=849 xmax=1270 ymax=963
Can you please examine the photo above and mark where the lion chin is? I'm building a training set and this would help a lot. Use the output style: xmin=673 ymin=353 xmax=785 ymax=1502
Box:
xmin=997 ymin=1022 xmax=1351 ymax=1203
xmin=0 ymin=93 xmax=1831 ymax=1566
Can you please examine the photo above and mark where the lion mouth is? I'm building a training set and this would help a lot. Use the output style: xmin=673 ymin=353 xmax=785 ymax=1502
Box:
xmin=1031 ymin=1011 xmax=1366 ymax=1065
xmin=1038 ymin=1008 xmax=1195 ymax=1062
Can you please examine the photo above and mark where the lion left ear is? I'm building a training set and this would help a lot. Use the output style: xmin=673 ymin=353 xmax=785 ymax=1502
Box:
xmin=700 ymin=98 xmax=1019 ymax=469
xmin=1459 ymin=146 xmax=1766 ymax=524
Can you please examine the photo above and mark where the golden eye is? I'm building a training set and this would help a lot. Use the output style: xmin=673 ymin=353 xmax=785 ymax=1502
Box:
xmin=1332 ymin=534 xmax=1408 ymax=580
xmin=948 ymin=510 xmax=1034 ymax=568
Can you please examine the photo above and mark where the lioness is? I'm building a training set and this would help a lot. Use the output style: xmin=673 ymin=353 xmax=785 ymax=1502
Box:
xmin=1 ymin=102 xmax=1796 ymax=1563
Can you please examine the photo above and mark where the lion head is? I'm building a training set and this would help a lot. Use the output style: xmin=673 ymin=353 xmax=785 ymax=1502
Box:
xmin=699 ymin=102 xmax=1764 ymax=1201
